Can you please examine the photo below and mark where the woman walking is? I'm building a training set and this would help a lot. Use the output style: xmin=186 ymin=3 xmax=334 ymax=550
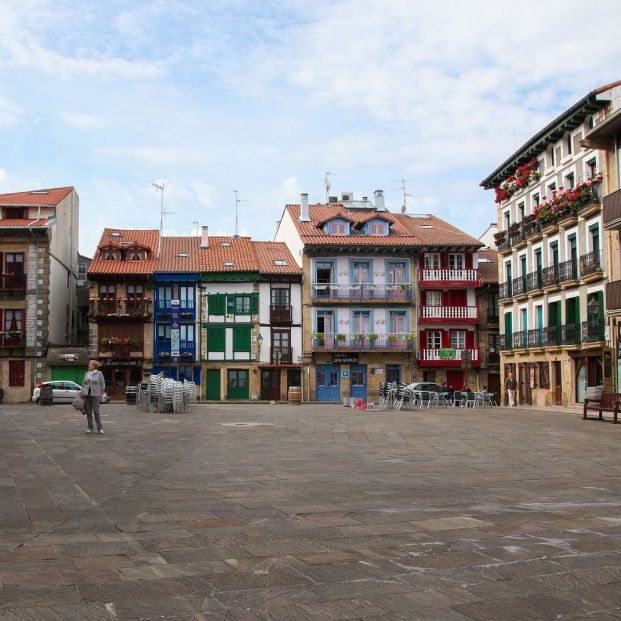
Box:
xmin=82 ymin=360 xmax=106 ymax=434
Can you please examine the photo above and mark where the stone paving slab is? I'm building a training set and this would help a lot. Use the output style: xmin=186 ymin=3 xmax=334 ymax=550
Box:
xmin=2 ymin=403 xmax=621 ymax=619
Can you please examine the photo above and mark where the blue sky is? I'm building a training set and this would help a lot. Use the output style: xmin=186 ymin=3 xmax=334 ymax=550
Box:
xmin=1 ymin=0 xmax=620 ymax=255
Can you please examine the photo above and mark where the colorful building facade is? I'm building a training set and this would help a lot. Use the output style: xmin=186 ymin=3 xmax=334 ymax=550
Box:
xmin=481 ymin=81 xmax=621 ymax=405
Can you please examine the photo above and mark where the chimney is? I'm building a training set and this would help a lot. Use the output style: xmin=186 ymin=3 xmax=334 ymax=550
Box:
xmin=374 ymin=189 xmax=385 ymax=211
xmin=299 ymin=193 xmax=310 ymax=222
xmin=200 ymin=225 xmax=209 ymax=248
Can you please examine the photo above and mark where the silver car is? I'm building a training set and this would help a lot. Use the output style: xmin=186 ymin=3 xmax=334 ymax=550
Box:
xmin=32 ymin=381 xmax=110 ymax=404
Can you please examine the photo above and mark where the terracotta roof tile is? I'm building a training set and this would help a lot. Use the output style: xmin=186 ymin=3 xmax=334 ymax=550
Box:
xmin=0 ymin=187 xmax=74 ymax=206
xmin=286 ymin=204 xmax=420 ymax=245
xmin=253 ymin=241 xmax=302 ymax=275
xmin=0 ymin=218 xmax=49 ymax=227
xmin=156 ymin=237 xmax=202 ymax=272
xmin=88 ymin=228 xmax=160 ymax=276
xmin=478 ymin=248 xmax=499 ymax=284
xmin=200 ymin=236 xmax=258 ymax=272
xmin=393 ymin=213 xmax=483 ymax=248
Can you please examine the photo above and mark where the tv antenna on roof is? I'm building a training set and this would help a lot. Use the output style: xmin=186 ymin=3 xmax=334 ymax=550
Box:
xmin=393 ymin=178 xmax=413 ymax=214
xmin=324 ymin=171 xmax=337 ymax=203
xmin=233 ymin=190 xmax=245 ymax=238
xmin=152 ymin=182 xmax=175 ymax=235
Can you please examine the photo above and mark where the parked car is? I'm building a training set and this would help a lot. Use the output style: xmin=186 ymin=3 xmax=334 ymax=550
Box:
xmin=32 ymin=381 xmax=110 ymax=404
xmin=407 ymin=382 xmax=445 ymax=393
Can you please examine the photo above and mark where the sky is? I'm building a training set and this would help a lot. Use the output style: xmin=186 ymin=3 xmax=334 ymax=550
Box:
xmin=1 ymin=0 xmax=621 ymax=256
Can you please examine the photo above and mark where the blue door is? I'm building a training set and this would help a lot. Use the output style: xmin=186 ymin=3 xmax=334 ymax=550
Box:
xmin=316 ymin=365 xmax=340 ymax=401
xmin=350 ymin=365 xmax=367 ymax=401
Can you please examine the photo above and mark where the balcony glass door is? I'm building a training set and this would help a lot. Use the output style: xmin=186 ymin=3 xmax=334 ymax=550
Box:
xmin=388 ymin=261 xmax=406 ymax=284
xmin=352 ymin=311 xmax=370 ymax=336
xmin=389 ymin=311 xmax=406 ymax=334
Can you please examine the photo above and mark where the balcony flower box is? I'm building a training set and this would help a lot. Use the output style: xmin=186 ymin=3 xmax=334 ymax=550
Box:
xmin=494 ymin=159 xmax=540 ymax=204
xmin=508 ymin=223 xmax=522 ymax=238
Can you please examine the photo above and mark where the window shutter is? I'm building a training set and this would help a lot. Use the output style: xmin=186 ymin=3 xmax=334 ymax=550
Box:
xmin=208 ymin=294 xmax=225 ymax=315
xmin=442 ymin=329 xmax=450 ymax=348
xmin=573 ymin=131 xmax=582 ymax=154
xmin=0 ymin=252 xmax=4 ymax=276
xmin=465 ymin=253 xmax=472 ymax=269
xmin=9 ymin=360 xmax=25 ymax=387
xmin=555 ymin=146 xmax=561 ymax=165
xmin=206 ymin=325 xmax=225 ymax=352
xmin=466 ymin=331 xmax=475 ymax=348
xmin=420 ymin=330 xmax=426 ymax=348
xmin=440 ymin=252 xmax=448 ymax=268
xmin=250 ymin=293 xmax=259 ymax=315
xmin=233 ymin=325 xmax=251 ymax=352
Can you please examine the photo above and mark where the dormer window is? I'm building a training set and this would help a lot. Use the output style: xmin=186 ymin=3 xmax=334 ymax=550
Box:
xmin=103 ymin=248 xmax=118 ymax=260
xmin=326 ymin=219 xmax=349 ymax=236
xmin=127 ymin=249 xmax=146 ymax=260
xmin=366 ymin=219 xmax=389 ymax=236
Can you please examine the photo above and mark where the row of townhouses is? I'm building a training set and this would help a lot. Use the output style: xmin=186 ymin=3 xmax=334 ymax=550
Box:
xmin=0 ymin=185 xmax=504 ymax=403
xmin=87 ymin=229 xmax=302 ymax=401
xmin=81 ymin=192 xmax=500 ymax=403
xmin=482 ymin=80 xmax=621 ymax=406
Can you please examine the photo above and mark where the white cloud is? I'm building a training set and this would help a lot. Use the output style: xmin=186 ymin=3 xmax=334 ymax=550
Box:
xmin=61 ymin=112 xmax=106 ymax=130
xmin=97 ymin=146 xmax=212 ymax=164
xmin=0 ymin=96 xmax=22 ymax=126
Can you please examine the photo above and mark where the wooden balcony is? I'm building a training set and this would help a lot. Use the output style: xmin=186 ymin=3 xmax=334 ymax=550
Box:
xmin=99 ymin=342 xmax=144 ymax=358
xmin=89 ymin=298 xmax=152 ymax=320
xmin=419 ymin=306 xmax=479 ymax=323
xmin=270 ymin=346 xmax=292 ymax=364
xmin=270 ymin=304 xmax=292 ymax=323
xmin=418 ymin=348 xmax=480 ymax=367
xmin=419 ymin=269 xmax=479 ymax=288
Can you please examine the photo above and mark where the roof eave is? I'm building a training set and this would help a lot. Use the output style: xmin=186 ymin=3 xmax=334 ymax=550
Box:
xmin=480 ymin=91 xmax=608 ymax=190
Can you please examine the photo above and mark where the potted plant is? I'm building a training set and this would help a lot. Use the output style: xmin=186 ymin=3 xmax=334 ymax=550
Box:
xmin=336 ymin=333 xmax=346 ymax=343
xmin=387 ymin=334 xmax=397 ymax=343
xmin=315 ymin=333 xmax=325 ymax=346
xmin=368 ymin=333 xmax=378 ymax=345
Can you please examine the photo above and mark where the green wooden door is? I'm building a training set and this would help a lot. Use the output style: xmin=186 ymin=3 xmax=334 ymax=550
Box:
xmin=227 ymin=369 xmax=249 ymax=400
xmin=206 ymin=369 xmax=221 ymax=400
xmin=51 ymin=366 xmax=87 ymax=384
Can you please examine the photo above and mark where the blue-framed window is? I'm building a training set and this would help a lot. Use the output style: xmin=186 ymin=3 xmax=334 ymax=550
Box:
xmin=315 ymin=310 xmax=335 ymax=333
xmin=350 ymin=260 xmax=372 ymax=284
xmin=386 ymin=260 xmax=409 ymax=284
xmin=314 ymin=259 xmax=335 ymax=283
xmin=323 ymin=219 xmax=350 ymax=236
xmin=389 ymin=310 xmax=408 ymax=333
xmin=351 ymin=310 xmax=372 ymax=334
xmin=365 ymin=219 xmax=389 ymax=236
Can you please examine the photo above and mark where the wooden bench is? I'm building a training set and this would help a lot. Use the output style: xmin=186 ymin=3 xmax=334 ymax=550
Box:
xmin=583 ymin=387 xmax=621 ymax=423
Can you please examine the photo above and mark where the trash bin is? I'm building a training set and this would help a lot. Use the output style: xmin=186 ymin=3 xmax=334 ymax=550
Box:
xmin=39 ymin=384 xmax=54 ymax=406
xmin=125 ymin=385 xmax=138 ymax=405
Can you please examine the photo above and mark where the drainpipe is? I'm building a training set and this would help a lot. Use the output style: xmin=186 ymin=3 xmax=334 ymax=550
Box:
xmin=27 ymin=224 xmax=41 ymax=392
